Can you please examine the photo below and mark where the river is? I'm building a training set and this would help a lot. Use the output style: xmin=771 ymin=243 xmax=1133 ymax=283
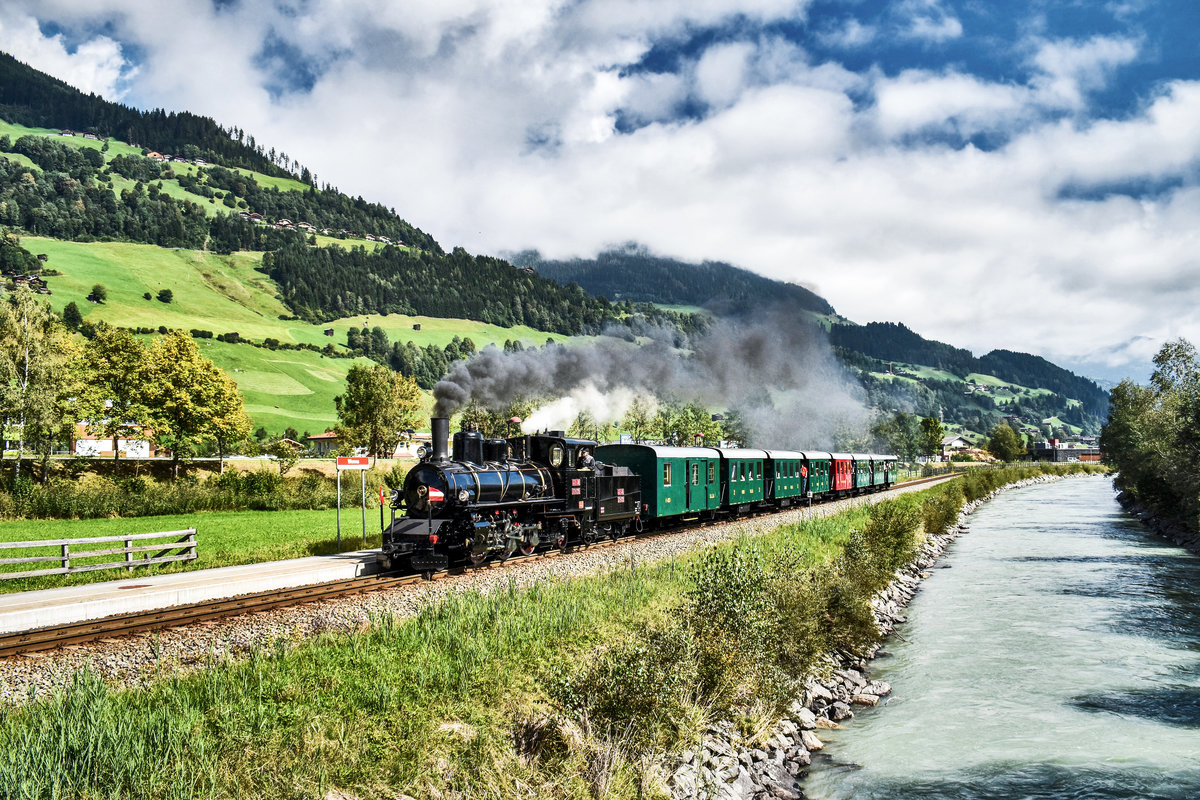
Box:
xmin=801 ymin=475 xmax=1200 ymax=800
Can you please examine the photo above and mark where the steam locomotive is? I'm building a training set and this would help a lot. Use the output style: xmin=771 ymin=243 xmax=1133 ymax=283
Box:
xmin=378 ymin=416 xmax=898 ymax=573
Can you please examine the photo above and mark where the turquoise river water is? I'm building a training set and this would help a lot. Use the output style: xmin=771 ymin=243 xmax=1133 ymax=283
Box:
xmin=802 ymin=475 xmax=1200 ymax=799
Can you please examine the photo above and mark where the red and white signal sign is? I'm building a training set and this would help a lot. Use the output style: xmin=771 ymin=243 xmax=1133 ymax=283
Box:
xmin=427 ymin=486 xmax=445 ymax=502
xmin=336 ymin=456 xmax=370 ymax=470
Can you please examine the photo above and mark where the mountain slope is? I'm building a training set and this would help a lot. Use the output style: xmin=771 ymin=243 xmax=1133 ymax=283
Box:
xmin=0 ymin=52 xmax=1107 ymax=440
xmin=512 ymin=246 xmax=834 ymax=317
xmin=0 ymin=52 xmax=290 ymax=177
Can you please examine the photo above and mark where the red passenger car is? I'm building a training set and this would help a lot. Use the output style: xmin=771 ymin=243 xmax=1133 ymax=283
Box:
xmin=829 ymin=453 xmax=853 ymax=492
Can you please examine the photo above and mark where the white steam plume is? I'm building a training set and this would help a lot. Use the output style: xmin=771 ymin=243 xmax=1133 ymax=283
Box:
xmin=521 ymin=382 xmax=648 ymax=434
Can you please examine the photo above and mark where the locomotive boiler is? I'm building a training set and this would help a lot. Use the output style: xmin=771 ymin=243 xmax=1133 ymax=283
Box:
xmin=378 ymin=417 xmax=643 ymax=572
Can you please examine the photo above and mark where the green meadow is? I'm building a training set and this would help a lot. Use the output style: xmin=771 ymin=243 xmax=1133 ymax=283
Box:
xmin=0 ymin=508 xmax=366 ymax=594
xmin=25 ymin=237 xmax=564 ymax=433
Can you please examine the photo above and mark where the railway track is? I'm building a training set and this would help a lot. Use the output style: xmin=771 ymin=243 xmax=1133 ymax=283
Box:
xmin=0 ymin=473 xmax=958 ymax=659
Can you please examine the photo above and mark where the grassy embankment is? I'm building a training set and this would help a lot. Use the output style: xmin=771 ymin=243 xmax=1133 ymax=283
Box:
xmin=0 ymin=464 xmax=1104 ymax=799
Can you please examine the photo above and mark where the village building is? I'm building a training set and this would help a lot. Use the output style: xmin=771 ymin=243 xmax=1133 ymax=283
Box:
xmin=940 ymin=434 xmax=971 ymax=459
xmin=70 ymin=422 xmax=165 ymax=458
xmin=305 ymin=431 xmax=340 ymax=457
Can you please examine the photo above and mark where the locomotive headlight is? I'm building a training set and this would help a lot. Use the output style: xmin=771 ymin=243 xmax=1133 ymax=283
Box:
xmin=458 ymin=489 xmax=470 ymax=503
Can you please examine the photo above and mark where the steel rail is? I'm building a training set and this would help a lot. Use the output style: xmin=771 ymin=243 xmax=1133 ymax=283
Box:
xmin=0 ymin=473 xmax=959 ymax=659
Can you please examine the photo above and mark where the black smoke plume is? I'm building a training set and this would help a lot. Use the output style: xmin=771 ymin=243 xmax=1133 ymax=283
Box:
xmin=433 ymin=306 xmax=867 ymax=449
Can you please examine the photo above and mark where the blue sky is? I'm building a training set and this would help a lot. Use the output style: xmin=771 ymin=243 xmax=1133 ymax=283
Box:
xmin=2 ymin=0 xmax=1200 ymax=383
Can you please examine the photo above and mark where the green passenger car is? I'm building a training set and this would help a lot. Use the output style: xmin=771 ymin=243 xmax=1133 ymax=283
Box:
xmin=852 ymin=454 xmax=874 ymax=490
xmin=871 ymin=455 xmax=897 ymax=487
xmin=765 ymin=450 xmax=807 ymax=501
xmin=720 ymin=448 xmax=766 ymax=507
xmin=800 ymin=452 xmax=832 ymax=496
xmin=595 ymin=444 xmax=721 ymax=519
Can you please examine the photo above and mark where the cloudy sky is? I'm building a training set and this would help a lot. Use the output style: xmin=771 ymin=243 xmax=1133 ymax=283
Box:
xmin=2 ymin=0 xmax=1199 ymax=383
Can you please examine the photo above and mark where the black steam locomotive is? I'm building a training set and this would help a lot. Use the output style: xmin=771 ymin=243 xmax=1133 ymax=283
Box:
xmin=380 ymin=417 xmax=898 ymax=573
xmin=378 ymin=417 xmax=643 ymax=572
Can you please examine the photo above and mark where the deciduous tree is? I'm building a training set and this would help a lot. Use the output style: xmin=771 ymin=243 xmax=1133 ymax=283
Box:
xmin=61 ymin=300 xmax=82 ymax=331
xmin=334 ymin=365 xmax=422 ymax=458
xmin=985 ymin=423 xmax=1025 ymax=462
xmin=0 ymin=287 xmax=82 ymax=481
xmin=871 ymin=411 xmax=922 ymax=461
xmin=621 ymin=396 xmax=654 ymax=443
xmin=142 ymin=330 xmax=251 ymax=478
xmin=919 ymin=417 xmax=945 ymax=459
xmin=78 ymin=323 xmax=151 ymax=461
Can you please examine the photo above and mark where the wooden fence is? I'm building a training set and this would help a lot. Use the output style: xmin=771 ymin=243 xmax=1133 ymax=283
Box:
xmin=0 ymin=529 xmax=197 ymax=580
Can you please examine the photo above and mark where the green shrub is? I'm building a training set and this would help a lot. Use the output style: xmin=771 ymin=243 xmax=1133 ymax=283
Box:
xmin=551 ymin=618 xmax=697 ymax=740
xmin=859 ymin=499 xmax=922 ymax=580
xmin=683 ymin=546 xmax=775 ymax=702
xmin=922 ymin=482 xmax=964 ymax=536
xmin=768 ymin=552 xmax=835 ymax=679
xmin=0 ymin=469 xmax=341 ymax=521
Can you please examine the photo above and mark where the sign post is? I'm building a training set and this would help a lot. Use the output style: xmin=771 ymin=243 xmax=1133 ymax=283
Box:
xmin=335 ymin=456 xmax=371 ymax=550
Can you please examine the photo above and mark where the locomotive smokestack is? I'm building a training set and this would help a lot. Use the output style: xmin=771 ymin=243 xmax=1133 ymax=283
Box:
xmin=431 ymin=417 xmax=449 ymax=462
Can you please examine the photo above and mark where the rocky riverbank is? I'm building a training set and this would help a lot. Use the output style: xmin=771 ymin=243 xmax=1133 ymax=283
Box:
xmin=1115 ymin=491 xmax=1200 ymax=556
xmin=665 ymin=474 xmax=1067 ymax=800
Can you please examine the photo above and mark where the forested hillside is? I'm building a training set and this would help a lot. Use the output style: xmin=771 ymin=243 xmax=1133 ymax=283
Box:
xmin=0 ymin=132 xmax=437 ymax=253
xmin=0 ymin=53 xmax=291 ymax=177
xmin=831 ymin=321 xmax=977 ymax=374
xmin=267 ymin=243 xmax=698 ymax=335
xmin=512 ymin=246 xmax=833 ymax=316
xmin=976 ymin=349 xmax=1108 ymax=417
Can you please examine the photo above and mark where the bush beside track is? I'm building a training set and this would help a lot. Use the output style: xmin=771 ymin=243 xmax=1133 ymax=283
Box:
xmin=0 ymin=463 xmax=1104 ymax=799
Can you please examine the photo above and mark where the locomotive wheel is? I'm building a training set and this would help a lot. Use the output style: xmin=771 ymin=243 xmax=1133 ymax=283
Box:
xmin=519 ymin=541 xmax=536 ymax=556
xmin=468 ymin=536 xmax=490 ymax=567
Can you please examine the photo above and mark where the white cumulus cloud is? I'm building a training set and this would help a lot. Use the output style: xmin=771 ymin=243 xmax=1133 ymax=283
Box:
xmin=0 ymin=1 xmax=1194 ymax=383
xmin=0 ymin=12 xmax=131 ymax=99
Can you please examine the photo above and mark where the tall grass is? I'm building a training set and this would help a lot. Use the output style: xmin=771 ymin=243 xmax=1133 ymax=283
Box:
xmin=0 ymin=464 xmax=1102 ymax=799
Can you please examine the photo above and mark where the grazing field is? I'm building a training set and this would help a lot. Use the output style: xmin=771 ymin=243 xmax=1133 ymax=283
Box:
xmin=0 ymin=507 xmax=380 ymax=595
xmin=0 ymin=120 xmax=144 ymax=160
xmin=30 ymin=238 xmax=568 ymax=353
